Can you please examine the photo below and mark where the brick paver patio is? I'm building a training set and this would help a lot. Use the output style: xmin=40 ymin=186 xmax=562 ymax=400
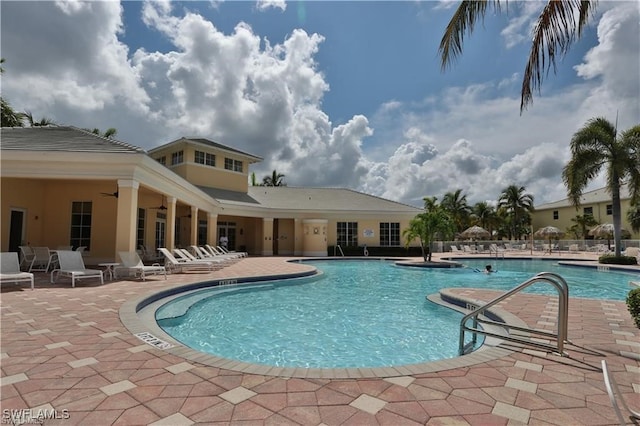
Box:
xmin=1 ymin=255 xmax=638 ymax=425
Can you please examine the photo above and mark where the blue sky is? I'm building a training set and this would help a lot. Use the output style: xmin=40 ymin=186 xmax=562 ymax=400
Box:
xmin=1 ymin=1 xmax=638 ymax=207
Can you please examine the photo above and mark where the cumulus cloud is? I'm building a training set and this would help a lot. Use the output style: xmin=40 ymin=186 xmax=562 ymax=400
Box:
xmin=0 ymin=1 xmax=637 ymax=211
xmin=574 ymin=2 xmax=640 ymax=105
xmin=1 ymin=2 xmax=149 ymax=115
xmin=255 ymin=0 xmax=286 ymax=12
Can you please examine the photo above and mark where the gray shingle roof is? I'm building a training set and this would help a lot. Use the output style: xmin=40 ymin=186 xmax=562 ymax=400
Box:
xmin=246 ymin=187 xmax=422 ymax=212
xmin=197 ymin=186 xmax=261 ymax=205
xmin=0 ymin=126 xmax=145 ymax=153
xmin=152 ymin=137 xmax=262 ymax=162
xmin=535 ymin=184 xmax=631 ymax=210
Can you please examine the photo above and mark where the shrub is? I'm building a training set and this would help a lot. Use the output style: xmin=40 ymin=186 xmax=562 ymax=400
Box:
xmin=598 ymin=255 xmax=638 ymax=265
xmin=627 ymin=287 xmax=640 ymax=328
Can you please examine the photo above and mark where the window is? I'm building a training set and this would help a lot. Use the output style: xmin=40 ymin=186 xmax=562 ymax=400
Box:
xmin=606 ymin=204 xmax=612 ymax=215
xmin=337 ymin=222 xmax=358 ymax=247
xmin=171 ymin=150 xmax=184 ymax=165
xmin=553 ymin=210 xmax=559 ymax=220
xmin=136 ymin=208 xmax=145 ymax=249
xmin=157 ymin=156 xmax=166 ymax=165
xmin=584 ymin=206 xmax=593 ymax=217
xmin=70 ymin=201 xmax=92 ymax=250
xmin=194 ymin=151 xmax=216 ymax=166
xmin=224 ymin=158 xmax=243 ymax=172
xmin=379 ymin=222 xmax=400 ymax=246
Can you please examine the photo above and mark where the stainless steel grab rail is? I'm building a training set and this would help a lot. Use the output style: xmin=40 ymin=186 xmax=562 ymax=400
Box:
xmin=459 ymin=272 xmax=569 ymax=356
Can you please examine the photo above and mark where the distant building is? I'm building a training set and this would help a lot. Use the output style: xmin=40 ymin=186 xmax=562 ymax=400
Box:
xmin=1 ymin=127 xmax=422 ymax=263
xmin=532 ymin=185 xmax=638 ymax=239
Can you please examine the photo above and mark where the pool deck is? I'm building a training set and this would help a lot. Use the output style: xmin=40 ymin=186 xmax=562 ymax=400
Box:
xmin=1 ymin=253 xmax=639 ymax=425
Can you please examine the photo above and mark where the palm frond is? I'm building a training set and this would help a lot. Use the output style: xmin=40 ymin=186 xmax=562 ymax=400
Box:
xmin=439 ymin=0 xmax=495 ymax=71
xmin=521 ymin=0 xmax=596 ymax=112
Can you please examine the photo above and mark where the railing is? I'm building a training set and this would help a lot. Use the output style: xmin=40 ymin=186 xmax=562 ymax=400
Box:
xmin=334 ymin=245 xmax=345 ymax=257
xmin=459 ymin=272 xmax=569 ymax=356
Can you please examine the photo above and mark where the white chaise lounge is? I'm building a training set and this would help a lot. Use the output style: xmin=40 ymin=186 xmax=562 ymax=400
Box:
xmin=116 ymin=251 xmax=167 ymax=281
xmin=1 ymin=252 xmax=35 ymax=290
xmin=158 ymin=248 xmax=216 ymax=273
xmin=51 ymin=250 xmax=104 ymax=287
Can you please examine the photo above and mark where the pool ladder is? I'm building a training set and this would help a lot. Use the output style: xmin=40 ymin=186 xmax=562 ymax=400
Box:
xmin=459 ymin=272 xmax=569 ymax=356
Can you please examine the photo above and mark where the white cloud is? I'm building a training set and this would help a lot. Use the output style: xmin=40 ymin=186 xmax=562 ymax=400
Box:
xmin=1 ymin=1 xmax=149 ymax=116
xmin=0 ymin=1 xmax=637 ymax=211
xmin=574 ymin=2 xmax=640 ymax=104
xmin=255 ymin=0 xmax=286 ymax=12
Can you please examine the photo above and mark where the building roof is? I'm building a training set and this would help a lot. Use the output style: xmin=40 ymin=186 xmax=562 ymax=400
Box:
xmin=535 ymin=184 xmax=631 ymax=210
xmin=0 ymin=126 xmax=145 ymax=153
xmin=149 ymin=137 xmax=263 ymax=162
xmin=239 ymin=187 xmax=423 ymax=212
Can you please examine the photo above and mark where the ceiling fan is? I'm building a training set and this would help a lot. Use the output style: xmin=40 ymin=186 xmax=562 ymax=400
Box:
xmin=150 ymin=196 xmax=168 ymax=210
xmin=100 ymin=190 xmax=118 ymax=198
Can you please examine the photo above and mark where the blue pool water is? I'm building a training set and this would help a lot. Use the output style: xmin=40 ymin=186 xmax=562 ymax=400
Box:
xmin=156 ymin=259 xmax=637 ymax=369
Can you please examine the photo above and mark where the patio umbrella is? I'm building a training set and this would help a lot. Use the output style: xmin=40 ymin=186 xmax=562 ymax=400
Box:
xmin=534 ymin=226 xmax=565 ymax=252
xmin=460 ymin=225 xmax=490 ymax=240
xmin=588 ymin=224 xmax=631 ymax=250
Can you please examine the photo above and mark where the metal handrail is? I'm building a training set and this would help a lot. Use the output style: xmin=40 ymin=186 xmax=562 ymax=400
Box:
xmin=459 ymin=272 xmax=569 ymax=356
xmin=334 ymin=245 xmax=345 ymax=257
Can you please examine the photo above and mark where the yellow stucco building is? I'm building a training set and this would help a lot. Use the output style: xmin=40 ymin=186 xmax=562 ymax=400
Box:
xmin=1 ymin=127 xmax=423 ymax=263
xmin=531 ymin=184 xmax=639 ymax=239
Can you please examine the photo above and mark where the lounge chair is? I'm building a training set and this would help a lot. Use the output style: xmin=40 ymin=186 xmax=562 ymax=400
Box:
xmin=116 ymin=251 xmax=167 ymax=281
xmin=206 ymin=245 xmax=241 ymax=260
xmin=189 ymin=245 xmax=215 ymax=260
xmin=139 ymin=245 xmax=162 ymax=262
xmin=217 ymin=245 xmax=248 ymax=258
xmin=29 ymin=247 xmax=54 ymax=272
xmin=450 ymin=245 xmax=462 ymax=253
xmin=50 ymin=250 xmax=104 ymax=287
xmin=601 ymin=360 xmax=640 ymax=425
xmin=489 ymin=244 xmax=505 ymax=258
xmin=0 ymin=252 xmax=34 ymax=290
xmin=158 ymin=248 xmax=217 ymax=273
xmin=19 ymin=246 xmax=35 ymax=271
xmin=462 ymin=245 xmax=477 ymax=254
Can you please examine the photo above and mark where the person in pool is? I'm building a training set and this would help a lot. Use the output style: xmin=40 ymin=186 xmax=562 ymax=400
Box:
xmin=484 ymin=264 xmax=494 ymax=274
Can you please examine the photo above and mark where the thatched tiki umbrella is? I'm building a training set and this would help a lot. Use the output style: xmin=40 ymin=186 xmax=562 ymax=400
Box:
xmin=534 ymin=226 xmax=565 ymax=253
xmin=589 ymin=224 xmax=631 ymax=250
xmin=460 ymin=225 xmax=490 ymax=239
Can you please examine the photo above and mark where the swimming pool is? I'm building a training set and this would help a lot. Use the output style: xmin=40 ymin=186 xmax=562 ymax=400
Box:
xmin=155 ymin=259 xmax=637 ymax=369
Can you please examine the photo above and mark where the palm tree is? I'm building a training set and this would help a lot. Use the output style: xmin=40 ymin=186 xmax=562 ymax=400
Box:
xmin=441 ymin=189 xmax=471 ymax=233
xmin=85 ymin=128 xmax=117 ymax=138
xmin=439 ymin=1 xmax=596 ymax=112
xmin=498 ymin=185 xmax=535 ymax=240
xmin=262 ymin=170 xmax=286 ymax=187
xmin=1 ymin=98 xmax=25 ymax=127
xmin=403 ymin=198 xmax=455 ymax=262
xmin=562 ymin=117 xmax=640 ymax=257
xmin=471 ymin=201 xmax=498 ymax=235
xmin=0 ymin=58 xmax=25 ymax=127
xmin=24 ymin=110 xmax=54 ymax=127
xmin=250 ymin=172 xmax=262 ymax=186
xmin=567 ymin=214 xmax=599 ymax=239
xmin=627 ymin=205 xmax=640 ymax=234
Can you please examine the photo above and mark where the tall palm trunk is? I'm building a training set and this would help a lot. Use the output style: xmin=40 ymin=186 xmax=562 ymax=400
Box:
xmin=611 ymin=175 xmax=622 ymax=257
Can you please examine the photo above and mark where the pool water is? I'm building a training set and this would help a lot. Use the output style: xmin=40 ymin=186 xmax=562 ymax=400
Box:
xmin=156 ymin=259 xmax=637 ymax=369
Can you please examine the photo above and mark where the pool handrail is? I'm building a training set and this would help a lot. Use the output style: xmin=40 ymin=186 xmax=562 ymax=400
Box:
xmin=459 ymin=272 xmax=569 ymax=356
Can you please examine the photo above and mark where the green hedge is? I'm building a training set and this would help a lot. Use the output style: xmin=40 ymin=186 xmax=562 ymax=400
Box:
xmin=598 ymin=255 xmax=638 ymax=265
xmin=627 ymin=288 xmax=640 ymax=329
